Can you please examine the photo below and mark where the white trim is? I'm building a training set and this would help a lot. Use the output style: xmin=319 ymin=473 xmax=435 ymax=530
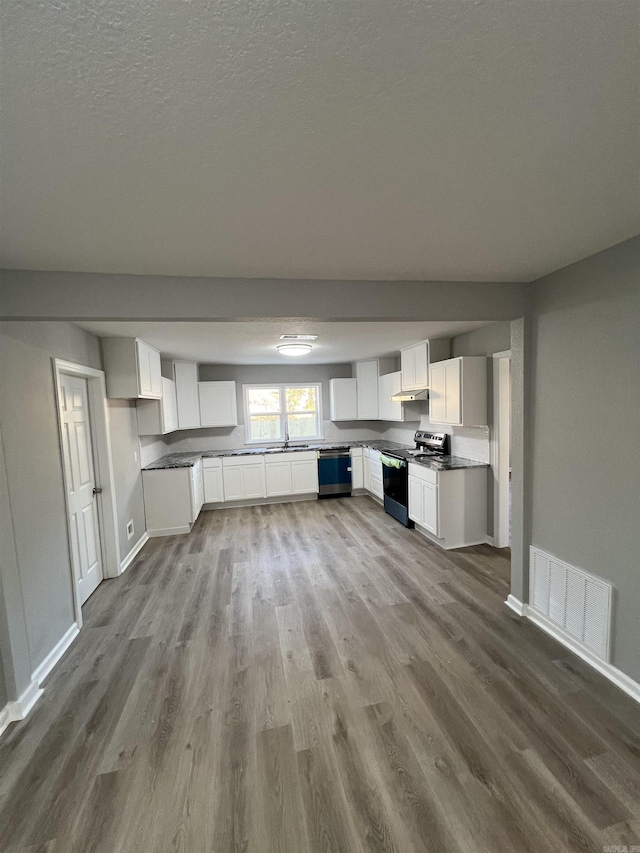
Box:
xmin=505 ymin=594 xmax=526 ymax=616
xmin=120 ymin=532 xmax=149 ymax=572
xmin=31 ymin=623 xmax=80 ymax=687
xmin=148 ymin=525 xmax=192 ymax=537
xmin=53 ymin=359 xmax=122 ymax=628
xmin=503 ymin=598 xmax=640 ymax=704
xmin=0 ymin=679 xmax=43 ymax=738
xmin=484 ymin=535 xmax=495 ymax=546
xmin=491 ymin=351 xmax=511 ymax=549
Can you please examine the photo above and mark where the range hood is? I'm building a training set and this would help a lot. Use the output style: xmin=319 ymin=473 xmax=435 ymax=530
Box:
xmin=391 ymin=389 xmax=429 ymax=402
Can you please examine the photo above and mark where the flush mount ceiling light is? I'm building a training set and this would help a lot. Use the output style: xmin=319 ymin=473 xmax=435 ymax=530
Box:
xmin=279 ymin=334 xmax=318 ymax=341
xmin=276 ymin=344 xmax=312 ymax=357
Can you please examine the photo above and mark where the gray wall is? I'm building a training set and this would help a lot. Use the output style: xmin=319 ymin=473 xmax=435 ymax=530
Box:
xmin=451 ymin=321 xmax=511 ymax=358
xmin=0 ymin=322 xmax=102 ymax=676
xmin=0 ymin=635 xmax=7 ymax=710
xmin=107 ymin=400 xmax=146 ymax=558
xmin=198 ymin=362 xmax=353 ymax=425
xmin=525 ymin=237 xmax=640 ymax=681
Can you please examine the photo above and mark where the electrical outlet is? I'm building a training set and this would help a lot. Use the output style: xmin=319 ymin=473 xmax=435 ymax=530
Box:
xmin=126 ymin=520 xmax=134 ymax=540
xmin=235 ymin=432 xmax=242 ymax=443
xmin=133 ymin=450 xmax=138 ymax=463
xmin=184 ymin=438 xmax=192 ymax=446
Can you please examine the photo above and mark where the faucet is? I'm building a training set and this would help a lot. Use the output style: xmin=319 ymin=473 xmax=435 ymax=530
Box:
xmin=284 ymin=428 xmax=290 ymax=449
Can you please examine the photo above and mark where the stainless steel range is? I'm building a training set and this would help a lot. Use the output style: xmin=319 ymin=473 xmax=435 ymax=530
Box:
xmin=380 ymin=431 xmax=449 ymax=526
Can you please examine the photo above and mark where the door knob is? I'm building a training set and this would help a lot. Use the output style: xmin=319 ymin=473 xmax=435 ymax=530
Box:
xmin=93 ymin=487 xmax=103 ymax=495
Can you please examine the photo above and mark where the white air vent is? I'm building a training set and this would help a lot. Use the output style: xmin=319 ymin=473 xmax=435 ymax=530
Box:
xmin=279 ymin=334 xmax=318 ymax=341
xmin=529 ymin=546 xmax=612 ymax=661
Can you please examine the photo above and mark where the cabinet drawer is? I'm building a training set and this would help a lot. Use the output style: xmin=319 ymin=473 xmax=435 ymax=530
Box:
xmin=222 ymin=455 xmax=264 ymax=467
xmin=407 ymin=463 xmax=437 ymax=485
xmin=202 ymin=457 xmax=222 ymax=469
xmin=349 ymin=447 xmax=363 ymax=458
xmin=267 ymin=450 xmax=317 ymax=464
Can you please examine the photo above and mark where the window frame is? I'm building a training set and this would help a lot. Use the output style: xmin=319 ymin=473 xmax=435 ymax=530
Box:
xmin=242 ymin=382 xmax=323 ymax=445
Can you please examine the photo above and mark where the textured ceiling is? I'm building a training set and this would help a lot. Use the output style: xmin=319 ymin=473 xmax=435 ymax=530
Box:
xmin=1 ymin=0 xmax=638 ymax=281
xmin=76 ymin=320 xmax=490 ymax=364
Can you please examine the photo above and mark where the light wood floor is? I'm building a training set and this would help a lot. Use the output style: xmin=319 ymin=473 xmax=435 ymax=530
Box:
xmin=1 ymin=497 xmax=639 ymax=852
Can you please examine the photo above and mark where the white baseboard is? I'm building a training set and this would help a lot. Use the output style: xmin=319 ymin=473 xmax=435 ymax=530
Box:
xmin=0 ymin=679 xmax=43 ymax=738
xmin=31 ymin=623 xmax=80 ymax=687
xmin=120 ymin=532 xmax=149 ymax=573
xmin=484 ymin=535 xmax=495 ymax=546
xmin=505 ymin=594 xmax=527 ymax=616
xmin=504 ymin=598 xmax=640 ymax=704
xmin=148 ymin=525 xmax=191 ymax=537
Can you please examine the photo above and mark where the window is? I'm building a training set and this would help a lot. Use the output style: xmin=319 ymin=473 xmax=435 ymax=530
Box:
xmin=244 ymin=383 xmax=322 ymax=443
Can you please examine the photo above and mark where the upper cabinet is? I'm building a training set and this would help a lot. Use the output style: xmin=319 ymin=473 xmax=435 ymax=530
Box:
xmin=378 ymin=371 xmax=406 ymax=421
xmin=173 ymin=361 xmax=200 ymax=429
xmin=137 ymin=377 xmax=178 ymax=435
xmin=400 ymin=338 xmax=450 ymax=391
xmin=329 ymin=378 xmax=358 ymax=421
xmin=103 ymin=338 xmax=162 ymax=399
xmin=198 ymin=381 xmax=238 ymax=427
xmin=355 ymin=358 xmax=395 ymax=420
xmin=429 ymin=356 xmax=487 ymax=426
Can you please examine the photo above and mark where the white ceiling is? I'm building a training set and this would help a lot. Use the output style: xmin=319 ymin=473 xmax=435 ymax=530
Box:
xmin=2 ymin=1 xmax=638 ymax=281
xmin=77 ymin=320 xmax=490 ymax=364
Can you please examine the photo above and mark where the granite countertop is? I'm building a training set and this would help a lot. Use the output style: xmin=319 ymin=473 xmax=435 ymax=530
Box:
xmin=142 ymin=440 xmax=488 ymax=472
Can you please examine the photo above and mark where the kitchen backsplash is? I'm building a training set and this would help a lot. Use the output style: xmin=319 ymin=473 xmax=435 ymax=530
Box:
xmin=381 ymin=408 xmax=491 ymax=463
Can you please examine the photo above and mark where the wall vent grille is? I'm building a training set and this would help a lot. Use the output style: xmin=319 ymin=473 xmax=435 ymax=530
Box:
xmin=529 ymin=546 xmax=612 ymax=661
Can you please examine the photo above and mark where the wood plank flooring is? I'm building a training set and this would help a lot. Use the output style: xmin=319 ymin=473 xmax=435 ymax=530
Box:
xmin=1 ymin=496 xmax=639 ymax=852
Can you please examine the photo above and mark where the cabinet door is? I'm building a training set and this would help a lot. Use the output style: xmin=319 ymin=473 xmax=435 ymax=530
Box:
xmin=291 ymin=459 xmax=318 ymax=494
xmin=265 ymin=461 xmax=293 ymax=496
xmin=190 ymin=463 xmax=203 ymax=522
xmin=370 ymin=473 xmax=384 ymax=499
xmin=401 ymin=347 xmax=416 ymax=391
xmin=149 ymin=349 xmax=162 ymax=397
xmin=444 ymin=359 xmax=461 ymax=425
xmin=356 ymin=361 xmax=379 ymax=420
xmin=242 ymin=463 xmax=266 ymax=500
xmin=136 ymin=340 xmax=153 ymax=397
xmin=204 ymin=468 xmax=223 ymax=503
xmin=222 ymin=466 xmax=244 ymax=501
xmin=330 ymin=378 xmax=358 ymax=421
xmin=422 ymin=482 xmax=438 ymax=534
xmin=161 ymin=377 xmax=179 ymax=433
xmin=429 ymin=362 xmax=447 ymax=424
xmin=414 ymin=343 xmax=429 ymax=389
xmin=408 ymin=475 xmax=423 ymax=524
xmin=174 ymin=362 xmax=200 ymax=429
xmin=350 ymin=456 xmax=364 ymax=489
xmin=363 ymin=450 xmax=371 ymax=491
xmin=198 ymin=381 xmax=238 ymax=427
xmin=380 ymin=371 xmax=404 ymax=422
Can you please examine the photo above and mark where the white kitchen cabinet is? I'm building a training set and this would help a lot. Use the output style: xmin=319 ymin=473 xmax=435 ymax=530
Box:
xmin=173 ymin=361 xmax=200 ymax=429
xmin=136 ymin=377 xmax=179 ymax=435
xmin=429 ymin=357 xmax=487 ymax=426
xmin=368 ymin=448 xmax=384 ymax=500
xmin=378 ymin=371 xmax=405 ymax=421
xmin=355 ymin=358 xmax=396 ymax=420
xmin=400 ymin=338 xmax=450 ymax=392
xmin=408 ymin=462 xmax=487 ymax=549
xmin=350 ymin=447 xmax=364 ymax=490
xmin=363 ymin=447 xmax=371 ymax=491
xmin=222 ymin=456 xmax=266 ymax=501
xmin=198 ymin=381 xmax=238 ymax=427
xmin=103 ymin=337 xmax=162 ymax=400
xmin=265 ymin=451 xmax=318 ymax=497
xmin=142 ymin=463 xmax=203 ymax=537
xmin=329 ymin=378 xmax=358 ymax=421
xmin=203 ymin=458 xmax=223 ymax=503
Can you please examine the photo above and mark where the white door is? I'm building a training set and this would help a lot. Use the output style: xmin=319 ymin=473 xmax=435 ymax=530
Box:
xmin=59 ymin=374 xmax=103 ymax=606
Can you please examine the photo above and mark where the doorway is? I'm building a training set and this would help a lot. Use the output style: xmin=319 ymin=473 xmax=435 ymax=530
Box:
xmin=492 ymin=350 xmax=511 ymax=548
xmin=53 ymin=359 xmax=120 ymax=627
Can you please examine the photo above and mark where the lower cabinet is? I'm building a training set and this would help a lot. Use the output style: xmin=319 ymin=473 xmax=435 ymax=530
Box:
xmin=408 ymin=462 xmax=487 ymax=549
xmin=142 ymin=460 xmax=203 ymax=537
xmin=350 ymin=447 xmax=364 ymax=490
xmin=203 ymin=458 xmax=223 ymax=503
xmin=266 ymin=452 xmax=318 ymax=497
xmin=222 ymin=456 xmax=266 ymax=501
xmin=368 ymin=449 xmax=384 ymax=500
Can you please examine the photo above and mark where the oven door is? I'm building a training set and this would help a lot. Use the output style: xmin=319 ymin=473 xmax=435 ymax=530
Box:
xmin=381 ymin=456 xmax=414 ymax=528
